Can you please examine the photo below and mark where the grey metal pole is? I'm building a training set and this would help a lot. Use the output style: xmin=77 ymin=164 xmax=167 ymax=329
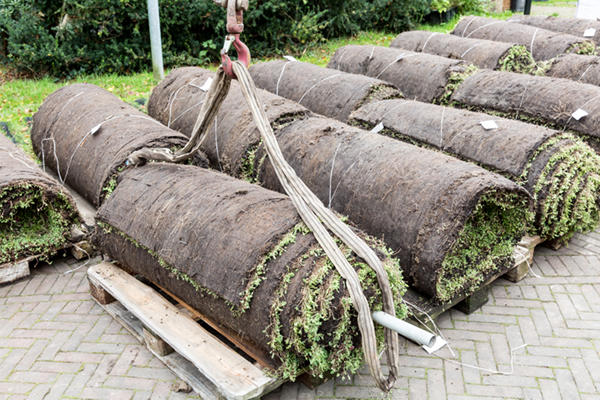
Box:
xmin=147 ymin=0 xmax=164 ymax=81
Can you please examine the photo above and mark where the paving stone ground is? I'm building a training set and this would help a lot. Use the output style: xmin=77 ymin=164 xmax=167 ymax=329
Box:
xmin=3 ymin=228 xmax=600 ymax=399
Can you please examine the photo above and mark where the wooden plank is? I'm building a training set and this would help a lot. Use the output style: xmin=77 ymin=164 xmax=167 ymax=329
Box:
xmin=155 ymin=283 xmax=279 ymax=371
xmin=0 ymin=260 xmax=30 ymax=285
xmin=505 ymin=235 xmax=543 ymax=283
xmin=99 ymin=301 xmax=221 ymax=399
xmin=88 ymin=262 xmax=279 ymax=400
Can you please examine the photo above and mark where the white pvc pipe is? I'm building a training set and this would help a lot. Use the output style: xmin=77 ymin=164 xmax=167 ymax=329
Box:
xmin=147 ymin=0 xmax=164 ymax=81
xmin=372 ymin=311 xmax=436 ymax=347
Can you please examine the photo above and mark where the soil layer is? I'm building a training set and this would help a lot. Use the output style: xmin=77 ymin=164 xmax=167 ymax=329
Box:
xmin=545 ymin=54 xmax=600 ymax=87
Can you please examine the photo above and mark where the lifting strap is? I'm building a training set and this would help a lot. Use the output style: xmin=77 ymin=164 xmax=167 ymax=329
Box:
xmin=128 ymin=61 xmax=400 ymax=392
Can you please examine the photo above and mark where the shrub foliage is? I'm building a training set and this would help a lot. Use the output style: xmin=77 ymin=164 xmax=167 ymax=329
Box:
xmin=0 ymin=0 xmax=429 ymax=77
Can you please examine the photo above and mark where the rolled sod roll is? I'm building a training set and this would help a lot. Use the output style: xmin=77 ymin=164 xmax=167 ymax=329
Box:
xmin=148 ymin=67 xmax=533 ymax=302
xmin=452 ymin=16 xmax=595 ymax=61
xmin=541 ymin=54 xmax=600 ymax=87
xmin=450 ymin=70 xmax=600 ymax=152
xmin=349 ymin=100 xmax=600 ymax=242
xmin=0 ymin=133 xmax=80 ymax=264
xmin=240 ymin=61 xmax=399 ymax=122
xmin=245 ymin=60 xmax=600 ymax=242
xmin=390 ymin=31 xmax=535 ymax=74
xmin=328 ymin=45 xmax=600 ymax=153
xmin=508 ymin=15 xmax=600 ymax=48
xmin=31 ymin=84 xmax=207 ymax=208
xmin=93 ymin=163 xmax=407 ymax=379
xmin=326 ymin=45 xmax=476 ymax=104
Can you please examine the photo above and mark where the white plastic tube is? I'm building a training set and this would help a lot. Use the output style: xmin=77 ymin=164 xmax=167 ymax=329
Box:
xmin=372 ymin=311 xmax=436 ymax=347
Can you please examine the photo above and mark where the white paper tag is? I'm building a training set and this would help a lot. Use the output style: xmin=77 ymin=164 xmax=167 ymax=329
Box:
xmin=423 ymin=336 xmax=448 ymax=354
xmin=584 ymin=28 xmax=597 ymax=38
xmin=572 ymin=108 xmax=589 ymax=120
xmin=283 ymin=55 xmax=297 ymax=62
xmin=199 ymin=77 xmax=213 ymax=92
xmin=480 ymin=120 xmax=498 ymax=130
xmin=371 ymin=122 xmax=384 ymax=133
xmin=89 ymin=123 xmax=102 ymax=135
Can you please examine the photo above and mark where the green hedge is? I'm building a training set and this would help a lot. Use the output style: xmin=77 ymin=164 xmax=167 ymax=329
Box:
xmin=0 ymin=0 xmax=430 ymax=77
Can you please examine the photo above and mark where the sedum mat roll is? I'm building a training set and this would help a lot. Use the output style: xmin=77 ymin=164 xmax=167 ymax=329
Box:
xmin=391 ymin=30 xmax=535 ymax=74
xmin=31 ymin=84 xmax=207 ymax=208
xmin=93 ymin=162 xmax=407 ymax=379
xmin=0 ymin=133 xmax=80 ymax=264
xmin=452 ymin=16 xmax=595 ymax=61
xmin=148 ymin=67 xmax=533 ymax=302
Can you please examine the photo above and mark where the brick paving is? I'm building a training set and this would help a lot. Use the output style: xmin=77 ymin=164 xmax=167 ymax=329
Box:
xmin=2 ymin=229 xmax=600 ymax=399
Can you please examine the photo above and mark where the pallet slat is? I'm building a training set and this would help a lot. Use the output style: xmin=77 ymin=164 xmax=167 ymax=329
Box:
xmin=88 ymin=262 xmax=279 ymax=400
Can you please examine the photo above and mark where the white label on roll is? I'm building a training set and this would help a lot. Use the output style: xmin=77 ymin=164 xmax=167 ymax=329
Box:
xmin=371 ymin=122 xmax=384 ymax=133
xmin=572 ymin=108 xmax=589 ymax=120
xmin=480 ymin=120 xmax=498 ymax=130
xmin=283 ymin=55 xmax=297 ymax=62
xmin=584 ymin=28 xmax=597 ymax=38
xmin=199 ymin=77 xmax=213 ymax=92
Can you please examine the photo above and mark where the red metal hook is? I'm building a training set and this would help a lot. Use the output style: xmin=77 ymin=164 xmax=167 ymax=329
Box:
xmin=221 ymin=34 xmax=251 ymax=79
xmin=218 ymin=0 xmax=250 ymax=79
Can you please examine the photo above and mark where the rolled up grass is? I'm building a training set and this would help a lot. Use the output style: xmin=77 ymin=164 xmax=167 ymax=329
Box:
xmin=245 ymin=60 xmax=400 ymax=122
xmin=350 ymin=100 xmax=600 ymax=243
xmin=450 ymin=69 xmax=600 ymax=153
xmin=390 ymin=31 xmax=535 ymax=74
xmin=326 ymin=45 xmax=478 ymax=105
xmin=31 ymin=83 xmax=207 ymax=209
xmin=93 ymin=162 xmax=407 ymax=379
xmin=508 ymin=15 xmax=600 ymax=48
xmin=328 ymin=45 xmax=600 ymax=154
xmin=541 ymin=54 xmax=600 ymax=87
xmin=452 ymin=16 xmax=596 ymax=62
xmin=0 ymin=133 xmax=80 ymax=264
xmin=148 ymin=67 xmax=533 ymax=302
xmin=250 ymin=60 xmax=600 ymax=242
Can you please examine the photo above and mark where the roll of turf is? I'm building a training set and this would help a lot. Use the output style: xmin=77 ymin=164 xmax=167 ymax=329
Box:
xmin=328 ymin=45 xmax=600 ymax=154
xmin=148 ymin=67 xmax=533 ymax=302
xmin=390 ymin=31 xmax=535 ymax=74
xmin=246 ymin=60 xmax=600 ymax=243
xmin=0 ymin=133 xmax=80 ymax=264
xmin=235 ymin=62 xmax=399 ymax=122
xmin=326 ymin=45 xmax=476 ymax=104
xmin=93 ymin=162 xmax=407 ymax=379
xmin=31 ymin=84 xmax=207 ymax=208
xmin=541 ymin=54 xmax=600 ymax=87
xmin=350 ymin=100 xmax=600 ymax=243
xmin=452 ymin=16 xmax=595 ymax=61
xmin=508 ymin=15 xmax=600 ymax=48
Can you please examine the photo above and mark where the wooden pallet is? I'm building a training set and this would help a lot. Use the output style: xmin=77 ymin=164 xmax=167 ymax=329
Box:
xmin=88 ymin=262 xmax=284 ymax=400
xmin=405 ymin=235 xmax=542 ymax=329
xmin=0 ymin=239 xmax=94 ymax=286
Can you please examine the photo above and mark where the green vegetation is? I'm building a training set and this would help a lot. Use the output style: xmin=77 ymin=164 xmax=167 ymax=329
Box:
xmin=98 ymin=219 xmax=407 ymax=380
xmin=0 ymin=184 xmax=76 ymax=263
xmin=437 ymin=190 xmax=531 ymax=302
xmin=498 ymin=45 xmax=536 ymax=74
